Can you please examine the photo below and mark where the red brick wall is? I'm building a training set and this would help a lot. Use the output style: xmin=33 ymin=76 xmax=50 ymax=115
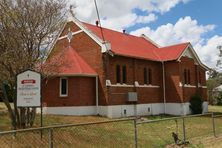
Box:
xmin=46 ymin=21 xmax=208 ymax=107
xmin=179 ymin=57 xmax=207 ymax=102
xmin=108 ymin=56 xmax=134 ymax=85
xmin=165 ymin=61 xmax=183 ymax=103
xmin=108 ymin=56 xmax=162 ymax=86
xmin=108 ymin=87 xmax=134 ymax=105
xmin=136 ymin=87 xmax=163 ymax=103
xmin=198 ymin=66 xmax=208 ymax=101
xmin=52 ymin=22 xmax=108 ymax=105
xmin=107 ymin=55 xmax=163 ymax=105
xmin=180 ymin=57 xmax=196 ymax=86
xmin=43 ymin=77 xmax=96 ymax=107
xmin=60 ymin=22 xmax=81 ymax=37
xmin=199 ymin=67 xmax=207 ymax=86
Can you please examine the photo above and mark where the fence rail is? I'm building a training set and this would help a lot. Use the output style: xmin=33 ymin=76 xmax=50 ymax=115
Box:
xmin=0 ymin=113 xmax=222 ymax=148
xmin=136 ymin=113 xmax=212 ymax=124
xmin=0 ymin=117 xmax=135 ymax=135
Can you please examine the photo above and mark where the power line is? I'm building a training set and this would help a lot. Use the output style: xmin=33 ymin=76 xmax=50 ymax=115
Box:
xmin=93 ymin=0 xmax=106 ymax=43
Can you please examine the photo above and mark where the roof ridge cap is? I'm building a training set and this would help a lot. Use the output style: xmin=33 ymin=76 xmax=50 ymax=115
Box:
xmin=140 ymin=34 xmax=161 ymax=48
xmin=83 ymin=22 xmax=146 ymax=39
xmin=160 ymin=42 xmax=190 ymax=49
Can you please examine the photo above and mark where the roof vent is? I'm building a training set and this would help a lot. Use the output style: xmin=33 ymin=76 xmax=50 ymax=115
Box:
xmin=96 ymin=20 xmax=99 ymax=27
xmin=123 ymin=29 xmax=126 ymax=34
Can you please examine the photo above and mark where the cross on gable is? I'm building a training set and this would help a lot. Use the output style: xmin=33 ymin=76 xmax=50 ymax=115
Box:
xmin=67 ymin=27 xmax=73 ymax=43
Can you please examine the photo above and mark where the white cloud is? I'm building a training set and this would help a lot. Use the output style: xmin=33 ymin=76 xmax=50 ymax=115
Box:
xmin=131 ymin=16 xmax=220 ymax=68
xmin=136 ymin=13 xmax=157 ymax=24
xmin=100 ymin=14 xmax=137 ymax=31
xmin=194 ymin=36 xmax=222 ymax=69
xmin=100 ymin=13 xmax=157 ymax=31
xmin=71 ymin=0 xmax=189 ymax=30
xmin=69 ymin=1 xmax=219 ymax=69
xmin=131 ymin=16 xmax=215 ymax=45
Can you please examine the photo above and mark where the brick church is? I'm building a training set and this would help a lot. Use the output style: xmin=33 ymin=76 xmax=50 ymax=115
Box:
xmin=42 ymin=17 xmax=209 ymax=118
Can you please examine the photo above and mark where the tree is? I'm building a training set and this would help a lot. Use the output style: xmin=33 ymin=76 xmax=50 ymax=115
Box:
xmin=207 ymin=69 xmax=221 ymax=104
xmin=216 ymin=92 xmax=222 ymax=105
xmin=0 ymin=0 xmax=67 ymax=129
xmin=217 ymin=45 xmax=222 ymax=69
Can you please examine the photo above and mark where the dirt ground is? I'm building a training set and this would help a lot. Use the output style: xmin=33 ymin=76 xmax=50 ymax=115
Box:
xmin=167 ymin=135 xmax=222 ymax=148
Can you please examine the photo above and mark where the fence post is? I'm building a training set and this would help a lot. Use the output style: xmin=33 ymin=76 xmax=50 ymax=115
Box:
xmin=134 ymin=118 xmax=138 ymax=148
xmin=49 ymin=128 xmax=53 ymax=148
xmin=212 ymin=112 xmax=216 ymax=137
xmin=182 ymin=116 xmax=186 ymax=142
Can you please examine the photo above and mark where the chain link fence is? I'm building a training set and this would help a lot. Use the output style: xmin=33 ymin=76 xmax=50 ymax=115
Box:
xmin=136 ymin=113 xmax=221 ymax=147
xmin=0 ymin=113 xmax=222 ymax=148
xmin=52 ymin=119 xmax=135 ymax=148
xmin=0 ymin=129 xmax=49 ymax=148
xmin=0 ymin=118 xmax=136 ymax=148
xmin=137 ymin=117 xmax=184 ymax=147
xmin=213 ymin=114 xmax=222 ymax=136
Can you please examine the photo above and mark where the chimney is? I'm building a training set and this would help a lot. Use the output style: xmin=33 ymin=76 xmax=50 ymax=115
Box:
xmin=123 ymin=29 xmax=126 ymax=34
xmin=96 ymin=20 xmax=99 ymax=27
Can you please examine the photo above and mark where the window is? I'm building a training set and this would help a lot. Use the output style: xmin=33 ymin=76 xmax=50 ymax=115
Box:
xmin=148 ymin=68 xmax=152 ymax=84
xmin=122 ymin=65 xmax=127 ymax=83
xmin=116 ymin=65 xmax=127 ymax=84
xmin=60 ymin=78 xmax=68 ymax=97
xmin=184 ymin=69 xmax=187 ymax=84
xmin=144 ymin=68 xmax=152 ymax=85
xmin=187 ymin=70 xmax=191 ymax=84
xmin=184 ymin=69 xmax=191 ymax=85
xmin=199 ymin=71 xmax=201 ymax=84
xmin=116 ymin=65 xmax=121 ymax=83
xmin=144 ymin=68 xmax=148 ymax=84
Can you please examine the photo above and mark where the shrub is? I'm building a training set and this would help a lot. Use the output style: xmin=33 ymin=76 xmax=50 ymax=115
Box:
xmin=189 ymin=94 xmax=203 ymax=114
xmin=216 ymin=92 xmax=222 ymax=105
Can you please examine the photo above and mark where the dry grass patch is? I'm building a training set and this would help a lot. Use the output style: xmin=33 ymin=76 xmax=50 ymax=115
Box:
xmin=208 ymin=105 xmax=222 ymax=113
xmin=1 ymin=104 xmax=222 ymax=147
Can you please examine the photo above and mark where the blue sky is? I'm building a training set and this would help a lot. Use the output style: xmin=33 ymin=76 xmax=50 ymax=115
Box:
xmin=72 ymin=0 xmax=222 ymax=69
xmin=128 ymin=0 xmax=222 ymax=37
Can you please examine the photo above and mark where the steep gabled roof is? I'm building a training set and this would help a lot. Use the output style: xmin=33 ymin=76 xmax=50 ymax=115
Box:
xmin=45 ymin=46 xmax=97 ymax=76
xmin=156 ymin=42 xmax=190 ymax=61
xmin=83 ymin=23 xmax=161 ymax=61
xmin=82 ymin=22 xmax=195 ymax=62
xmin=47 ymin=17 xmax=209 ymax=71
xmin=82 ymin=22 xmax=209 ymax=70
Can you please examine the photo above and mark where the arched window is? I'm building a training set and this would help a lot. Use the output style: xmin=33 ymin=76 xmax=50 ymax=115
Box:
xmin=144 ymin=68 xmax=148 ymax=84
xmin=144 ymin=68 xmax=152 ymax=85
xmin=122 ymin=65 xmax=127 ymax=83
xmin=188 ymin=69 xmax=191 ymax=84
xmin=148 ymin=68 xmax=152 ymax=84
xmin=184 ymin=69 xmax=187 ymax=84
xmin=184 ymin=69 xmax=191 ymax=85
xmin=199 ymin=71 xmax=201 ymax=84
xmin=116 ymin=65 xmax=127 ymax=84
xmin=116 ymin=65 xmax=121 ymax=83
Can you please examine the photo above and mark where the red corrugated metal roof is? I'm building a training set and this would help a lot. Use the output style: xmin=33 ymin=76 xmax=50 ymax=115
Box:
xmin=44 ymin=46 xmax=97 ymax=76
xmin=83 ymin=23 xmax=161 ymax=61
xmin=83 ymin=22 xmax=189 ymax=61
xmin=157 ymin=42 xmax=189 ymax=61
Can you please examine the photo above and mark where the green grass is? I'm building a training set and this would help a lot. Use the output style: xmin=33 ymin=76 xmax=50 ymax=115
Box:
xmin=208 ymin=105 xmax=222 ymax=113
xmin=0 ymin=113 xmax=221 ymax=147
xmin=0 ymin=102 xmax=14 ymax=111
xmin=1 ymin=103 xmax=222 ymax=147
xmin=0 ymin=102 xmax=6 ymax=110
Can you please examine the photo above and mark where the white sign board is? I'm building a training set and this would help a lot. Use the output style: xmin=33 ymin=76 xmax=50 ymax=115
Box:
xmin=17 ymin=70 xmax=41 ymax=107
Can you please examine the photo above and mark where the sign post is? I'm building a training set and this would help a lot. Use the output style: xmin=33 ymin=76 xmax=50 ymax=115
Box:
xmin=17 ymin=70 xmax=42 ymax=137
